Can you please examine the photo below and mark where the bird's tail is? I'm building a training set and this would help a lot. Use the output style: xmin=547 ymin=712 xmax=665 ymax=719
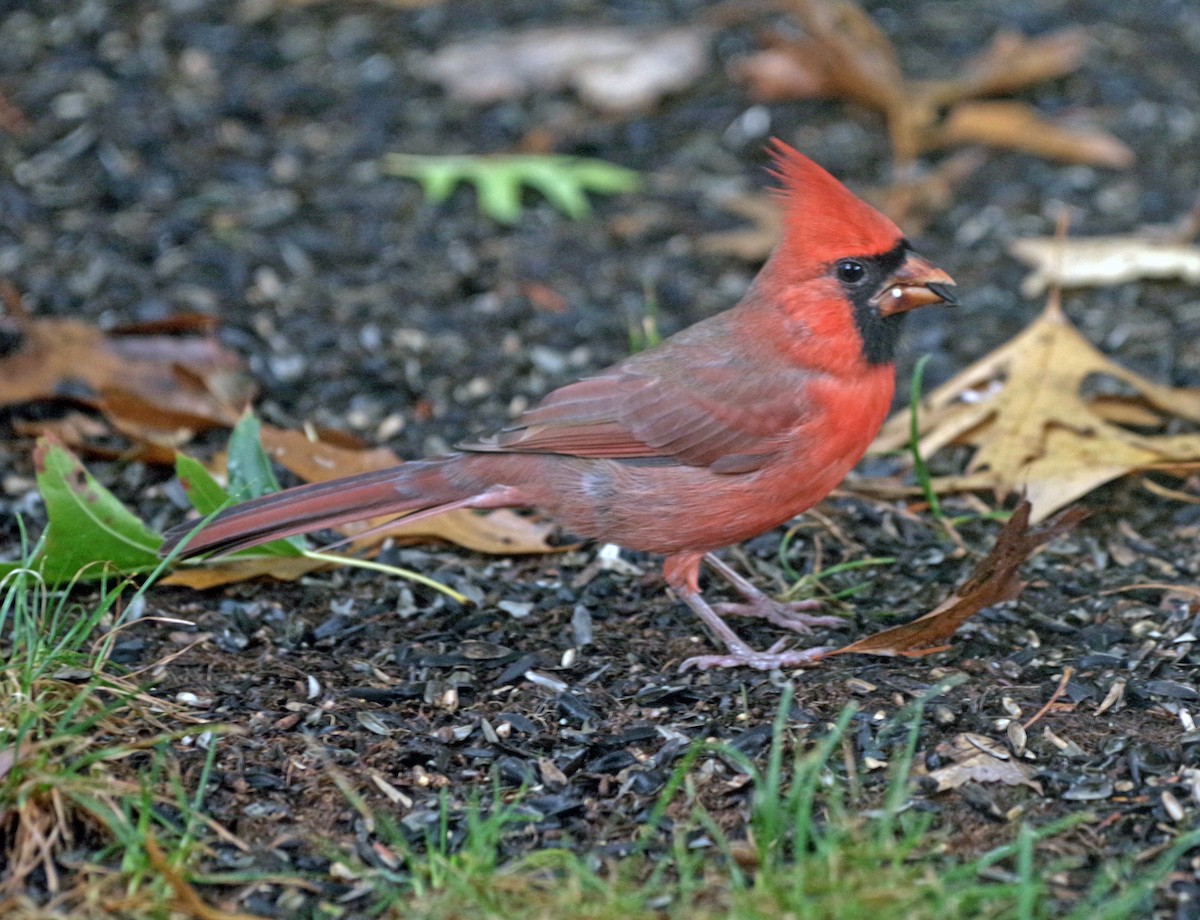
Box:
xmin=160 ymin=458 xmax=478 ymax=559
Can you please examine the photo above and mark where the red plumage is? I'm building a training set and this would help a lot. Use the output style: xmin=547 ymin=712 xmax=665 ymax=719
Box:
xmin=162 ymin=142 xmax=956 ymax=671
xmin=767 ymin=139 xmax=904 ymax=265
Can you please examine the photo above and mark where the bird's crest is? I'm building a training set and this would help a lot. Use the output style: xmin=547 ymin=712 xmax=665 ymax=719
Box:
xmin=767 ymin=139 xmax=903 ymax=263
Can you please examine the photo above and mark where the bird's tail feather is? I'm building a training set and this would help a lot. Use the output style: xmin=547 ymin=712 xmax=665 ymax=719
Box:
xmin=160 ymin=459 xmax=473 ymax=559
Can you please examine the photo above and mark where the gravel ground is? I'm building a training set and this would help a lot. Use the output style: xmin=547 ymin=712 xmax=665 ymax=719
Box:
xmin=3 ymin=0 xmax=1200 ymax=914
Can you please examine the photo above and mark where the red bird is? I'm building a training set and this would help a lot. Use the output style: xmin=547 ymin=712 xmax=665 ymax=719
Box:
xmin=162 ymin=142 xmax=956 ymax=671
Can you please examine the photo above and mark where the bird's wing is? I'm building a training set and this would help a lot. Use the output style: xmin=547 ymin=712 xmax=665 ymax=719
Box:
xmin=459 ymin=352 xmax=814 ymax=474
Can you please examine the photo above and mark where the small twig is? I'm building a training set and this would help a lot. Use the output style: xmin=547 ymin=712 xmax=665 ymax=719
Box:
xmin=840 ymin=731 xmax=861 ymax=802
xmin=145 ymin=835 xmax=266 ymax=920
xmin=936 ymin=513 xmax=968 ymax=557
xmin=1141 ymin=476 xmax=1200 ymax=505
xmin=806 ymin=505 xmax=864 ymax=555
xmin=1023 ymin=666 xmax=1074 ymax=730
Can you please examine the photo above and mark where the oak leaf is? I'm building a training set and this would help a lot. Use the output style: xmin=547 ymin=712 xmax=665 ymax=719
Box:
xmin=383 ymin=153 xmax=638 ymax=224
xmin=1010 ymin=228 xmax=1200 ymax=296
xmin=731 ymin=0 xmax=1128 ymax=230
xmin=735 ymin=2 xmax=1124 ymax=170
xmin=921 ymin=733 xmax=1042 ymax=794
xmin=868 ymin=295 xmax=1200 ymax=522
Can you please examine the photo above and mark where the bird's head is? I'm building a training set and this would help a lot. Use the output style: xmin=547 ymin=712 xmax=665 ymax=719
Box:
xmin=766 ymin=140 xmax=957 ymax=365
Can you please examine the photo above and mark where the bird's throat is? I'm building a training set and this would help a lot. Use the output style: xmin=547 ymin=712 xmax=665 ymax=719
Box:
xmin=851 ymin=308 xmax=906 ymax=366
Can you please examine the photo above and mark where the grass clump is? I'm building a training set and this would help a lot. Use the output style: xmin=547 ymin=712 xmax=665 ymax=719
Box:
xmin=0 ymin=540 xmax=224 ymax=917
xmin=316 ymin=686 xmax=1200 ymax=920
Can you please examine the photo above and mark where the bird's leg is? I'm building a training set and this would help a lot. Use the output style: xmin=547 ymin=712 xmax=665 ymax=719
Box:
xmin=675 ymin=583 xmax=833 ymax=672
xmin=703 ymin=553 xmax=847 ymax=634
xmin=664 ymin=553 xmax=833 ymax=672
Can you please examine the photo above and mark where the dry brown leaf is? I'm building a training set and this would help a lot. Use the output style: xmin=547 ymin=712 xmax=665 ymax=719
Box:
xmin=1010 ymin=233 xmax=1200 ymax=296
xmin=160 ymin=555 xmax=330 ymax=589
xmin=105 ymin=312 xmax=225 ymax=337
xmin=421 ymin=25 xmax=713 ymax=114
xmin=0 ymin=309 xmax=254 ymax=445
xmin=941 ymin=29 xmax=1090 ymax=101
xmin=733 ymin=0 xmax=1127 ymax=190
xmin=257 ymin=425 xmax=560 ymax=555
xmin=258 ymin=424 xmax=400 ymax=481
xmin=734 ymin=1 xmax=903 ymax=110
xmin=359 ymin=508 xmax=562 ymax=557
xmin=869 ymin=295 xmax=1200 ymax=522
xmin=934 ymin=101 xmax=1133 ymax=169
xmin=12 ymin=410 xmax=201 ymax=466
xmin=1088 ymin=395 xmax=1172 ymax=428
xmin=17 ymin=423 xmax=181 ymax=465
xmin=921 ymin=733 xmax=1042 ymax=793
xmin=828 ymin=501 xmax=1082 ymax=658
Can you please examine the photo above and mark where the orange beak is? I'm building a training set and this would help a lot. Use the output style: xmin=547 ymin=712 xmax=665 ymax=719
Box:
xmin=872 ymin=253 xmax=957 ymax=317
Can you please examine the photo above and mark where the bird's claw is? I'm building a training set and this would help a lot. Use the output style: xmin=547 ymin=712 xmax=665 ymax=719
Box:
xmin=711 ymin=598 xmax=847 ymax=635
xmin=679 ymin=644 xmax=833 ymax=672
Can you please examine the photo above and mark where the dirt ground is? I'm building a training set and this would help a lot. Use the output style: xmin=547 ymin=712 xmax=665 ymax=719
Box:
xmin=3 ymin=0 xmax=1200 ymax=914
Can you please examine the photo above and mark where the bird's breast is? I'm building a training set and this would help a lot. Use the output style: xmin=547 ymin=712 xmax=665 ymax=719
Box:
xmin=790 ymin=363 xmax=895 ymax=486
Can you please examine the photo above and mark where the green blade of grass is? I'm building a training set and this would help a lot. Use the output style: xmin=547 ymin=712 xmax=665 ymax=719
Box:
xmin=909 ymin=353 xmax=942 ymax=518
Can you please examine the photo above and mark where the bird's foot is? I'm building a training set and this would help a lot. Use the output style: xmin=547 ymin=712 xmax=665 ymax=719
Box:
xmin=680 ymin=639 xmax=833 ymax=672
xmin=712 ymin=597 xmax=846 ymax=635
xmin=669 ymin=557 xmax=842 ymax=672
xmin=702 ymin=553 xmax=845 ymax=634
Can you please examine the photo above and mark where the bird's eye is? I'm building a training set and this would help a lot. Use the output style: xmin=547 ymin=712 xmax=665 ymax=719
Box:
xmin=836 ymin=260 xmax=866 ymax=284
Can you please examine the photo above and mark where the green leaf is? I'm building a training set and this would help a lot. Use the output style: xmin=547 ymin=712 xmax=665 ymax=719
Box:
xmin=171 ymin=451 xmax=307 ymax=559
xmin=0 ymin=426 xmax=332 ymax=583
xmin=523 ymin=162 xmax=591 ymax=220
xmin=475 ymin=170 xmax=524 ymax=224
xmin=225 ymin=413 xmax=283 ymax=501
xmin=415 ymin=163 xmax=461 ymax=202
xmin=174 ymin=454 xmax=231 ymax=516
xmin=22 ymin=438 xmax=164 ymax=582
xmin=177 ymin=414 xmax=307 ymax=558
xmin=382 ymin=153 xmax=638 ymax=224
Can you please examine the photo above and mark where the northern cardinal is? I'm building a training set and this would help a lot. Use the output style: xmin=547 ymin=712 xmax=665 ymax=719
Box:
xmin=162 ymin=141 xmax=956 ymax=671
